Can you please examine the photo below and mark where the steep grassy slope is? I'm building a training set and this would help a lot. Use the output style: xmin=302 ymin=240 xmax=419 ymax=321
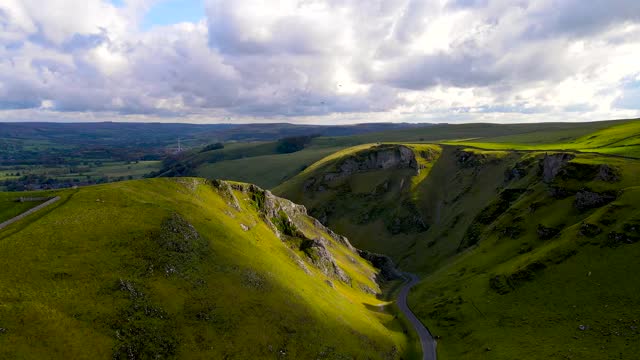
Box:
xmin=277 ymin=141 xmax=640 ymax=359
xmin=274 ymin=143 xmax=442 ymax=262
xmin=195 ymin=145 xmax=346 ymax=188
xmin=275 ymin=144 xmax=531 ymax=272
xmin=409 ymin=152 xmax=640 ymax=359
xmin=0 ymin=178 xmax=411 ymax=359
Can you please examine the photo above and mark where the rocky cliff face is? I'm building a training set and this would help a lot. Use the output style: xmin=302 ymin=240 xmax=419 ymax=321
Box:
xmin=213 ymin=180 xmax=368 ymax=284
xmin=356 ymin=250 xmax=402 ymax=281
xmin=304 ymin=145 xmax=419 ymax=190
xmin=541 ymin=153 xmax=576 ymax=183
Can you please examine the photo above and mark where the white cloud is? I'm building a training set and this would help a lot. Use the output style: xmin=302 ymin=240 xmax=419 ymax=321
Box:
xmin=0 ymin=0 xmax=638 ymax=123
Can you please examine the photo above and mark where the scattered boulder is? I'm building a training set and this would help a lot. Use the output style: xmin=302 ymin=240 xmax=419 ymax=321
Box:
xmin=301 ymin=239 xmax=351 ymax=284
xmin=240 ymin=224 xmax=249 ymax=231
xmin=505 ymin=167 xmax=527 ymax=182
xmin=456 ymin=150 xmax=486 ymax=168
xmin=549 ymin=186 xmax=574 ymax=199
xmin=597 ymin=165 xmax=620 ymax=182
xmin=501 ymin=225 xmax=523 ymax=239
xmin=359 ymin=284 xmax=376 ymax=295
xmin=579 ymin=223 xmax=602 ymax=238
xmin=505 ymin=158 xmax=534 ymax=182
xmin=605 ymin=230 xmax=640 ymax=248
xmin=357 ymin=250 xmax=402 ymax=281
xmin=211 ymin=179 xmax=241 ymax=210
xmin=537 ymin=224 xmax=561 ymax=240
xmin=292 ymin=255 xmax=312 ymax=275
xmin=489 ymin=275 xmax=511 ymax=295
xmin=303 ymin=177 xmax=316 ymax=192
xmin=386 ymin=214 xmax=429 ymax=234
xmin=574 ymin=190 xmax=617 ymax=212
xmin=157 ymin=214 xmax=202 ymax=254
xmin=540 ymin=153 xmax=575 ymax=183
xmin=508 ymin=261 xmax=547 ymax=287
xmin=117 ymin=279 xmax=144 ymax=300
xmin=624 ymin=222 xmax=640 ymax=236
xmin=241 ymin=269 xmax=269 ymax=291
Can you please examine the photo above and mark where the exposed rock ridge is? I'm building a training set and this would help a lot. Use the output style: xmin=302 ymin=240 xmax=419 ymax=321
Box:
xmin=322 ymin=144 xmax=419 ymax=183
xmin=214 ymin=181 xmax=356 ymax=284
xmin=356 ymin=250 xmax=402 ymax=281
xmin=540 ymin=153 xmax=576 ymax=183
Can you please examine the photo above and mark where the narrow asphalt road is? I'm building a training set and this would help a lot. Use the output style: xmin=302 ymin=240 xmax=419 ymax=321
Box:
xmin=397 ymin=273 xmax=437 ymax=360
xmin=0 ymin=196 xmax=61 ymax=230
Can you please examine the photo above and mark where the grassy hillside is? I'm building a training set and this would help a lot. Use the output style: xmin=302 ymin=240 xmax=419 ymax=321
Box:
xmin=166 ymin=119 xmax=637 ymax=190
xmin=195 ymin=146 xmax=345 ymax=188
xmin=0 ymin=178 xmax=411 ymax=359
xmin=409 ymin=151 xmax=640 ymax=359
xmin=274 ymin=143 xmax=442 ymax=262
xmin=342 ymin=119 xmax=631 ymax=145
xmin=445 ymin=120 xmax=640 ymax=158
xmin=276 ymin=129 xmax=640 ymax=359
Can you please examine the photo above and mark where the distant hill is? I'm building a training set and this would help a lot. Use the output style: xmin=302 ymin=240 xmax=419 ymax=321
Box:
xmin=157 ymin=118 xmax=638 ymax=189
xmin=0 ymin=121 xmax=422 ymax=191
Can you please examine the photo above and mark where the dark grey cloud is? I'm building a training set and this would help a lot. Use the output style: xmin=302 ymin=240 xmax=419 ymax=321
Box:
xmin=447 ymin=0 xmax=489 ymax=9
xmin=380 ymin=52 xmax=499 ymax=89
xmin=523 ymin=0 xmax=640 ymax=39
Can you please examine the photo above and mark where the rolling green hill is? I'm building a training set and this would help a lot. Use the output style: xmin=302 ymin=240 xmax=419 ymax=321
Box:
xmin=275 ymin=124 xmax=640 ymax=359
xmin=446 ymin=120 xmax=640 ymax=158
xmin=3 ymin=119 xmax=640 ymax=359
xmin=162 ymin=119 xmax=638 ymax=190
xmin=0 ymin=178 xmax=411 ymax=359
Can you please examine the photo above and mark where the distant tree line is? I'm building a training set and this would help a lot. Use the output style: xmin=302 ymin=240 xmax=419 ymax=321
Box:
xmin=276 ymin=135 xmax=320 ymax=154
xmin=200 ymin=143 xmax=225 ymax=153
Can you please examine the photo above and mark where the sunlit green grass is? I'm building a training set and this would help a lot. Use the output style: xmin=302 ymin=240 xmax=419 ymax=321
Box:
xmin=444 ymin=120 xmax=640 ymax=158
xmin=276 ymin=135 xmax=640 ymax=359
xmin=0 ymin=178 xmax=410 ymax=359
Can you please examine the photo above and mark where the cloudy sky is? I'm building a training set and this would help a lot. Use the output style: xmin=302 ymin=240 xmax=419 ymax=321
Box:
xmin=1 ymin=0 xmax=639 ymax=124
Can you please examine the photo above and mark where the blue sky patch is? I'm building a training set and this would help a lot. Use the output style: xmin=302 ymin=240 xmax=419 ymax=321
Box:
xmin=142 ymin=0 xmax=204 ymax=30
xmin=614 ymin=79 xmax=640 ymax=110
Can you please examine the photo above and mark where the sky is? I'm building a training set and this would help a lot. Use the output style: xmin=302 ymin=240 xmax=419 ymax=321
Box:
xmin=0 ymin=0 xmax=639 ymax=124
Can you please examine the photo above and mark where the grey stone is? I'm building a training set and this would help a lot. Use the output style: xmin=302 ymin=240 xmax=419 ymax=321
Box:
xmin=541 ymin=153 xmax=575 ymax=183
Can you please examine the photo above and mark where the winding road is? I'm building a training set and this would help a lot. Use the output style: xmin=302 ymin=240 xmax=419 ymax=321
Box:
xmin=397 ymin=273 xmax=437 ymax=360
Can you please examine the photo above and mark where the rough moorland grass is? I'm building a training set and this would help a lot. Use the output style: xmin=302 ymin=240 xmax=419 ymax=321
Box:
xmin=445 ymin=120 xmax=640 ymax=158
xmin=410 ymin=186 xmax=640 ymax=359
xmin=195 ymin=145 xmax=344 ymax=189
xmin=0 ymin=178 xmax=411 ymax=359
